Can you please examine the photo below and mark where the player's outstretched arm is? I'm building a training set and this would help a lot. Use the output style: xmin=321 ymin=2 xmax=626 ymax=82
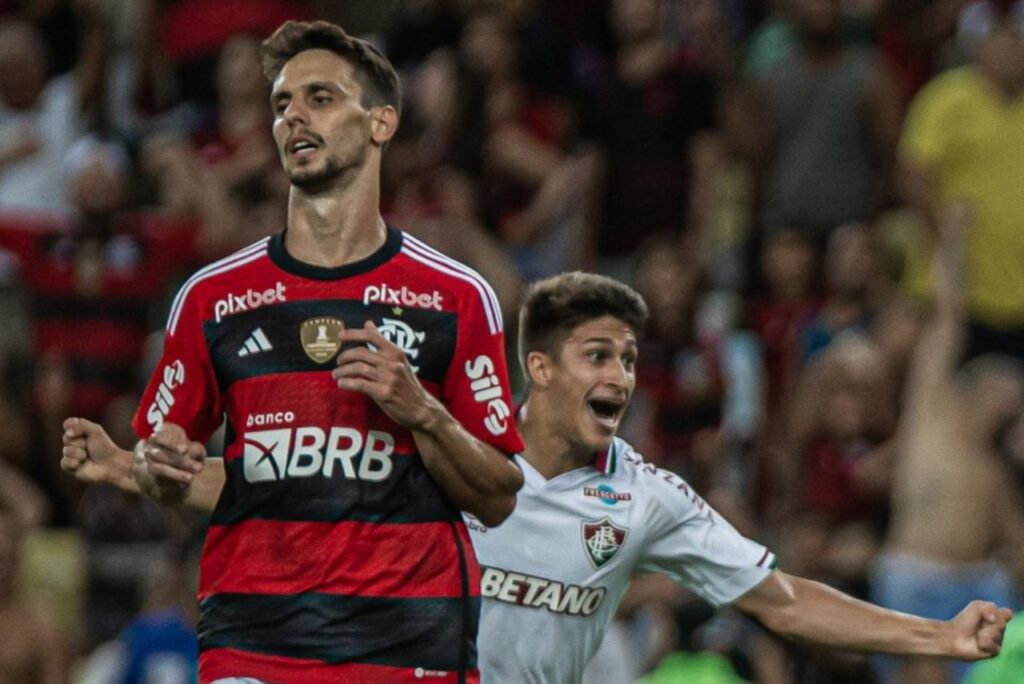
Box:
xmin=734 ymin=570 xmax=1011 ymax=660
xmin=334 ymin=322 xmax=523 ymax=526
xmin=62 ymin=417 xmax=222 ymax=511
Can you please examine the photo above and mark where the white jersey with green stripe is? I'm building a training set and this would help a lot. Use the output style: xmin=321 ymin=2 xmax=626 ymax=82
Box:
xmin=468 ymin=437 xmax=775 ymax=684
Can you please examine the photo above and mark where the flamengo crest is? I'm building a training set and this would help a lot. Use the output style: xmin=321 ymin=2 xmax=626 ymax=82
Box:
xmin=301 ymin=317 xmax=345 ymax=363
xmin=582 ymin=517 xmax=627 ymax=568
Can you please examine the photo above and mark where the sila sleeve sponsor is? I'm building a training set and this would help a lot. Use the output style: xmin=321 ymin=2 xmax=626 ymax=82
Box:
xmin=441 ymin=282 xmax=525 ymax=456
xmin=635 ymin=462 xmax=775 ymax=607
xmin=131 ymin=284 xmax=223 ymax=442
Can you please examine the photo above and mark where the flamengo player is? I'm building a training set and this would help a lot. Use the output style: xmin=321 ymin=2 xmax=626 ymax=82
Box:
xmin=64 ymin=273 xmax=1013 ymax=683
xmin=69 ymin=20 xmax=524 ymax=684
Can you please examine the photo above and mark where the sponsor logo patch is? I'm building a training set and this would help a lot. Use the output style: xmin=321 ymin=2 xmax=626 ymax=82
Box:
xmin=363 ymin=283 xmax=443 ymax=311
xmin=464 ymin=355 xmax=511 ymax=436
xmin=242 ymin=426 xmax=394 ymax=483
xmin=583 ymin=484 xmax=632 ymax=506
xmin=214 ymin=282 xmax=286 ymax=322
xmin=301 ymin=317 xmax=344 ymax=363
xmin=146 ymin=360 xmax=185 ymax=430
xmin=582 ymin=517 xmax=627 ymax=568
xmin=480 ymin=566 xmax=607 ymax=616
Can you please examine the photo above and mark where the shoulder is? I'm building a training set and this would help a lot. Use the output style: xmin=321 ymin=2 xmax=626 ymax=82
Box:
xmin=611 ymin=439 xmax=707 ymax=517
xmin=395 ymin=230 xmax=504 ymax=335
xmin=913 ymin=67 xmax=977 ymax=107
xmin=165 ymin=236 xmax=273 ymax=335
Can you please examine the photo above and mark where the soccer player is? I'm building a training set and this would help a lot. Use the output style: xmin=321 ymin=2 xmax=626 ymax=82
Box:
xmin=66 ymin=19 xmax=525 ymax=684
xmin=65 ymin=272 xmax=1013 ymax=683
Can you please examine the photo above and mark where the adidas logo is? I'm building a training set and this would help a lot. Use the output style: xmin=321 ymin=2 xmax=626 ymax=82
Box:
xmin=238 ymin=328 xmax=273 ymax=357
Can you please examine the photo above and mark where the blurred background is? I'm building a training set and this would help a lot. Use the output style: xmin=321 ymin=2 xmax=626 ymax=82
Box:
xmin=0 ymin=0 xmax=1022 ymax=682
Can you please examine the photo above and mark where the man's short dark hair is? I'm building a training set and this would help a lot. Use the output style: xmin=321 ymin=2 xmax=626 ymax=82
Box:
xmin=260 ymin=20 xmax=401 ymax=114
xmin=519 ymin=272 xmax=649 ymax=370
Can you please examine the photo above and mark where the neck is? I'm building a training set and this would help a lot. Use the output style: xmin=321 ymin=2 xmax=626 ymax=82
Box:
xmin=518 ymin=396 xmax=599 ymax=479
xmin=285 ymin=161 xmax=386 ymax=268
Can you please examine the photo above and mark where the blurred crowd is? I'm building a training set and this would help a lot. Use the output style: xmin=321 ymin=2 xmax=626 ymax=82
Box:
xmin=0 ymin=0 xmax=1022 ymax=682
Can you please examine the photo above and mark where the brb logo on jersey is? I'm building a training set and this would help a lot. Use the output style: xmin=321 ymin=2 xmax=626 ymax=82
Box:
xmin=363 ymin=284 xmax=443 ymax=311
xmin=145 ymin=360 xmax=185 ymax=430
xmin=242 ymin=427 xmax=394 ymax=483
xmin=481 ymin=567 xmax=606 ymax=616
xmin=214 ymin=282 xmax=286 ymax=322
xmin=465 ymin=355 xmax=511 ymax=436
xmin=582 ymin=517 xmax=627 ymax=568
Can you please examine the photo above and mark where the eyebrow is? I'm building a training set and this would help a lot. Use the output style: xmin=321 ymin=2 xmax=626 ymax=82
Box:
xmin=579 ymin=336 xmax=638 ymax=349
xmin=271 ymin=80 xmax=340 ymax=102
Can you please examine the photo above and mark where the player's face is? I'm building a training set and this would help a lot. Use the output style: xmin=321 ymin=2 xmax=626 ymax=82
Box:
xmin=547 ymin=316 xmax=637 ymax=452
xmin=271 ymin=49 xmax=373 ymax=191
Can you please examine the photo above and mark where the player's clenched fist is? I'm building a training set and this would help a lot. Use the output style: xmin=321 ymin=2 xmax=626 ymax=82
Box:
xmin=61 ymin=417 xmax=123 ymax=484
xmin=948 ymin=601 xmax=1013 ymax=660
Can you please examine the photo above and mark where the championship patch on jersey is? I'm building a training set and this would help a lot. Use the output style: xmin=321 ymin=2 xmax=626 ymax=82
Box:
xmin=581 ymin=517 xmax=627 ymax=568
xmin=301 ymin=317 xmax=344 ymax=363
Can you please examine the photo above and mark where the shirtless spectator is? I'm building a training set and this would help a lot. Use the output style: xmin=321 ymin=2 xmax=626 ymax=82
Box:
xmin=873 ymin=204 xmax=1024 ymax=684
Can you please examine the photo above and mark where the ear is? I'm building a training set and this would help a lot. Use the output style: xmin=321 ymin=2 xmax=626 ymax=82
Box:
xmin=370 ymin=106 xmax=399 ymax=146
xmin=526 ymin=351 xmax=554 ymax=388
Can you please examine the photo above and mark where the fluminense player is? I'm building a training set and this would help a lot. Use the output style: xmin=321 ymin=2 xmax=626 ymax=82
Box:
xmin=62 ymin=19 xmax=524 ymax=684
xmin=63 ymin=272 xmax=1012 ymax=683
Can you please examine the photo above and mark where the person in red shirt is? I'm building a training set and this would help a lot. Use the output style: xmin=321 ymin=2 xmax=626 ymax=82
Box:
xmin=65 ymin=20 xmax=524 ymax=684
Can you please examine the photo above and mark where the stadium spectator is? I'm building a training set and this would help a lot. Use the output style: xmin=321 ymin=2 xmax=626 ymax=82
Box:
xmin=800 ymin=222 xmax=883 ymax=363
xmin=898 ymin=1 xmax=1024 ymax=361
xmin=629 ymin=234 xmax=726 ymax=490
xmin=873 ymin=204 xmax=1024 ymax=684
xmin=580 ymin=0 xmax=719 ymax=279
xmin=756 ymin=0 xmax=902 ymax=238
xmin=0 ymin=511 xmax=68 ymax=683
xmin=0 ymin=135 xmax=204 ymax=420
xmin=77 ymin=550 xmax=199 ymax=684
xmin=0 ymin=20 xmax=87 ymax=216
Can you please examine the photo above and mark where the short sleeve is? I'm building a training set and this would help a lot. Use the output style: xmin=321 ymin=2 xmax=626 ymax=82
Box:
xmin=441 ymin=280 xmax=524 ymax=455
xmin=637 ymin=466 xmax=774 ymax=606
xmin=131 ymin=283 xmax=222 ymax=443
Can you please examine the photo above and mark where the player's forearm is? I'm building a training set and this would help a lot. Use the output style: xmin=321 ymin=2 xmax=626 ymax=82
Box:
xmin=740 ymin=572 xmax=953 ymax=657
xmin=412 ymin=399 xmax=523 ymax=527
xmin=98 ymin=447 xmax=141 ymax=494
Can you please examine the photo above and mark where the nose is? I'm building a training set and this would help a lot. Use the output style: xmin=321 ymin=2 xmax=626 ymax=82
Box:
xmin=605 ymin=359 xmax=631 ymax=390
xmin=282 ymin=98 xmax=309 ymax=126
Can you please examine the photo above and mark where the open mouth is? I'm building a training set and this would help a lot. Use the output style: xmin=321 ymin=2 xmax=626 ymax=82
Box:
xmin=287 ymin=137 xmax=320 ymax=158
xmin=586 ymin=397 xmax=625 ymax=429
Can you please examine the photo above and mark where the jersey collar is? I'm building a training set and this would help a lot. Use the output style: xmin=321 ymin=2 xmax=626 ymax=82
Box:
xmin=593 ymin=440 xmax=618 ymax=476
xmin=268 ymin=226 xmax=403 ymax=280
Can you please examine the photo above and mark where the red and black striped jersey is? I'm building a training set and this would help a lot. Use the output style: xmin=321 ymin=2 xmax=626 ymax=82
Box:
xmin=132 ymin=227 xmax=524 ymax=684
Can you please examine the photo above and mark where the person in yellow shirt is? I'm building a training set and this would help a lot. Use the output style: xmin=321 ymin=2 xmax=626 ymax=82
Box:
xmin=898 ymin=7 xmax=1024 ymax=359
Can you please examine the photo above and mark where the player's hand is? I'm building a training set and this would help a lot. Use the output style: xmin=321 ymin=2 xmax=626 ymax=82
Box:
xmin=61 ymin=417 xmax=120 ymax=484
xmin=332 ymin=321 xmax=438 ymax=430
xmin=142 ymin=422 xmax=206 ymax=488
xmin=946 ymin=600 xmax=1012 ymax=660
